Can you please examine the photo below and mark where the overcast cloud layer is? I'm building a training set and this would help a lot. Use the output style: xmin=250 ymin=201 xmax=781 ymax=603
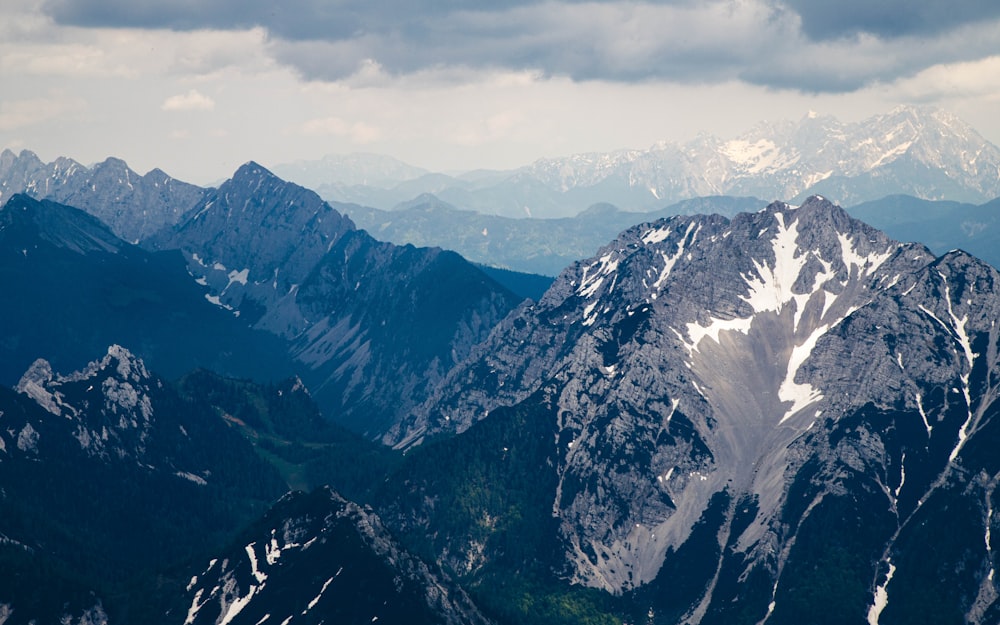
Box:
xmin=2 ymin=0 xmax=999 ymax=183
xmin=40 ymin=0 xmax=1000 ymax=91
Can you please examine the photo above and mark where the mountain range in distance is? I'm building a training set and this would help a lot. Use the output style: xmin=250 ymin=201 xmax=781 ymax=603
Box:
xmin=345 ymin=192 xmax=1000 ymax=278
xmin=7 ymin=104 xmax=1000 ymax=280
xmin=0 ymin=167 xmax=522 ymax=442
xmin=273 ymin=105 xmax=1000 ymax=218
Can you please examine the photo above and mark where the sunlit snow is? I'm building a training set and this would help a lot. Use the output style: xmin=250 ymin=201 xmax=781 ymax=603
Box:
xmin=641 ymin=226 xmax=671 ymax=245
xmin=741 ymin=212 xmax=807 ymax=316
xmin=246 ymin=543 xmax=267 ymax=584
xmin=653 ymin=223 xmax=697 ymax=290
xmin=917 ymin=276 xmax=979 ymax=462
xmin=577 ymin=252 xmax=618 ymax=299
xmin=777 ymin=324 xmax=826 ymax=423
xmin=184 ymin=589 xmax=206 ymax=625
xmin=915 ymin=393 xmax=933 ymax=437
xmin=176 ymin=471 xmax=208 ymax=486
xmin=866 ymin=561 xmax=896 ymax=625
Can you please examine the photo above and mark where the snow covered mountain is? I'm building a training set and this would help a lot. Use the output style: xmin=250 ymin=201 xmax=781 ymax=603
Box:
xmin=518 ymin=106 xmax=1000 ymax=213
xmin=299 ymin=107 xmax=1000 ymax=217
xmin=385 ymin=196 xmax=1000 ymax=623
xmin=5 ymin=188 xmax=1000 ymax=624
xmin=0 ymin=149 xmax=206 ymax=242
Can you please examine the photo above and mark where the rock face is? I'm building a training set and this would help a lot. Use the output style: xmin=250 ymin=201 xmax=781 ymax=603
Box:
xmin=16 ymin=345 xmax=157 ymax=461
xmin=181 ymin=487 xmax=491 ymax=625
xmin=391 ymin=196 xmax=1000 ymax=623
xmin=0 ymin=149 xmax=206 ymax=242
xmin=152 ymin=162 xmax=521 ymax=437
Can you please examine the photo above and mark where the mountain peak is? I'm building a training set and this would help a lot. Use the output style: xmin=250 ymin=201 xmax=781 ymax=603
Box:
xmin=15 ymin=345 xmax=157 ymax=459
xmin=73 ymin=344 xmax=151 ymax=385
xmin=1 ymin=194 xmax=127 ymax=255
xmin=182 ymin=486 xmax=491 ymax=625
xmin=94 ymin=156 xmax=129 ymax=171
xmin=231 ymin=160 xmax=277 ymax=182
xmin=0 ymin=150 xmax=206 ymax=242
xmin=394 ymin=197 xmax=948 ymax=589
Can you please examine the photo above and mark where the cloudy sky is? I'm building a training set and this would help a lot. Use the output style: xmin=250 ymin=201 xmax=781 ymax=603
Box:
xmin=2 ymin=0 xmax=999 ymax=184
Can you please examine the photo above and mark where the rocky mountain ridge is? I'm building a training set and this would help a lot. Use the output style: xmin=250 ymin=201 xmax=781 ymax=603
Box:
xmin=0 ymin=346 xmax=291 ymax=624
xmin=384 ymin=196 xmax=1000 ymax=623
xmin=0 ymin=149 xmax=206 ymax=242
xmin=149 ymin=162 xmax=521 ymax=437
xmin=0 ymin=193 xmax=293 ymax=385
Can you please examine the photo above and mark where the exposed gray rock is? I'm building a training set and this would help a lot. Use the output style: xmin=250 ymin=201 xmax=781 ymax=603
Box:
xmin=392 ymin=196 xmax=1000 ymax=624
xmin=0 ymin=149 xmax=205 ymax=243
xmin=153 ymin=163 xmax=520 ymax=437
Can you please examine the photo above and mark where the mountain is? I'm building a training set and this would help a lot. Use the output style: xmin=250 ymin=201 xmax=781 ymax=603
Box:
xmin=180 ymin=487 xmax=491 ymax=625
xmin=149 ymin=163 xmax=521 ymax=437
xmin=0 ymin=346 xmax=290 ymax=624
xmin=380 ymin=196 xmax=1000 ymax=623
xmin=519 ymin=106 xmax=1000 ymax=212
xmin=0 ymin=149 xmax=206 ymax=242
xmin=349 ymin=194 xmax=764 ymax=276
xmin=297 ymin=107 xmax=1000 ymax=218
xmin=6 ymin=186 xmax=1000 ymax=624
xmin=0 ymin=194 xmax=293 ymax=384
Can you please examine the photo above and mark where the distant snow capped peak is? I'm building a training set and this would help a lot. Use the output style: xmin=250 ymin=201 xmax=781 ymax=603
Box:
xmin=507 ymin=106 xmax=1000 ymax=213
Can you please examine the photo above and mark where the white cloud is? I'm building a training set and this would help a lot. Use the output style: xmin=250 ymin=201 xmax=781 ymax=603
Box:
xmin=892 ymin=55 xmax=1000 ymax=101
xmin=161 ymin=89 xmax=216 ymax=111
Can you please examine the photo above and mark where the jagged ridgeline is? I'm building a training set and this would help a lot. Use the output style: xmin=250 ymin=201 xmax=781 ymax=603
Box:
xmin=389 ymin=196 xmax=1000 ymax=624
xmin=3 ymin=150 xmax=1000 ymax=625
xmin=147 ymin=162 xmax=522 ymax=438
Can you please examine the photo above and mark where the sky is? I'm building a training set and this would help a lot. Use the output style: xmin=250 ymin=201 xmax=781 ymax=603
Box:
xmin=2 ymin=0 xmax=999 ymax=185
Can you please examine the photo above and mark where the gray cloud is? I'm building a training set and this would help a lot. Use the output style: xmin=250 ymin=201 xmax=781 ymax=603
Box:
xmin=41 ymin=0 xmax=1000 ymax=93
xmin=780 ymin=0 xmax=1000 ymax=40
